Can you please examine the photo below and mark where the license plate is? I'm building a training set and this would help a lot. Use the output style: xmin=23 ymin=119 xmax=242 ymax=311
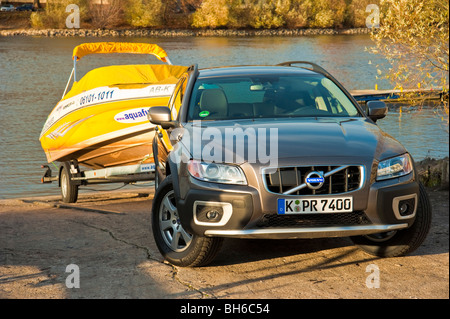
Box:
xmin=277 ymin=197 xmax=353 ymax=214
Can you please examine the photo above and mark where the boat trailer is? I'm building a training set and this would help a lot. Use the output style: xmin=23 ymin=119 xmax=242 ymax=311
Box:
xmin=41 ymin=160 xmax=155 ymax=203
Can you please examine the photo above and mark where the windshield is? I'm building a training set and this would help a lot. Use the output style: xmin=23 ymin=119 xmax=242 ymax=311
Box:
xmin=187 ymin=74 xmax=362 ymax=121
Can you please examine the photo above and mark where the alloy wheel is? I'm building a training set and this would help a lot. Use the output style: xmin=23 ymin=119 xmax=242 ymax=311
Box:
xmin=158 ymin=190 xmax=192 ymax=252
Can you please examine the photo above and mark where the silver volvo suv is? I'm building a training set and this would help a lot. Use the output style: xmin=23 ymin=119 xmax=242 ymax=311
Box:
xmin=147 ymin=62 xmax=431 ymax=267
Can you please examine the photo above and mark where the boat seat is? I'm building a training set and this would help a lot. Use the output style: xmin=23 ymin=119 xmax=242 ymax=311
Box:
xmin=199 ymin=89 xmax=228 ymax=119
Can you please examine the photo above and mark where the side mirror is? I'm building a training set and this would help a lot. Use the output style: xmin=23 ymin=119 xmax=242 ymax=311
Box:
xmin=147 ymin=106 xmax=177 ymax=129
xmin=367 ymin=101 xmax=388 ymax=122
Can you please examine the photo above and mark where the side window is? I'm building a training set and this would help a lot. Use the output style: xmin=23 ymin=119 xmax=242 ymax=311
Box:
xmin=170 ymin=77 xmax=187 ymax=120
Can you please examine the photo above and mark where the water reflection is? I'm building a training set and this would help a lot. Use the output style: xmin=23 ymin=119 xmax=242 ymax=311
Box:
xmin=378 ymin=104 xmax=449 ymax=160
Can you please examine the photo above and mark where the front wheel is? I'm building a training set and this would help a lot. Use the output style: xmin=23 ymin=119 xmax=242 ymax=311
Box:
xmin=351 ymin=182 xmax=432 ymax=257
xmin=151 ymin=175 xmax=223 ymax=267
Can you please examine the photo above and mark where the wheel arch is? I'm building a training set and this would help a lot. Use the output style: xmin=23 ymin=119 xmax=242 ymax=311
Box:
xmin=166 ymin=155 xmax=182 ymax=200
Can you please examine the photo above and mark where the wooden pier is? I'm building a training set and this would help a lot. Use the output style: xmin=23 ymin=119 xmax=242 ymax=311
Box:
xmin=350 ymin=88 xmax=448 ymax=103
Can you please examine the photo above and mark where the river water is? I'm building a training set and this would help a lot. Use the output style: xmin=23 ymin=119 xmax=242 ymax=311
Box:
xmin=0 ymin=35 xmax=448 ymax=199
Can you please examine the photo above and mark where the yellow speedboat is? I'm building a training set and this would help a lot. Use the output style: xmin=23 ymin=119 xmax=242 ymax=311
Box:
xmin=40 ymin=42 xmax=187 ymax=168
xmin=39 ymin=42 xmax=187 ymax=202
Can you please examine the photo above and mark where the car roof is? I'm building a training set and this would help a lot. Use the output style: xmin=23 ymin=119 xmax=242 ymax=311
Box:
xmin=197 ymin=65 xmax=319 ymax=78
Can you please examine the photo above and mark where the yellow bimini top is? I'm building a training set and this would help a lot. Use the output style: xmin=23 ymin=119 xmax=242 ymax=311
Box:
xmin=72 ymin=42 xmax=169 ymax=62
xmin=62 ymin=42 xmax=186 ymax=100
xmin=63 ymin=64 xmax=187 ymax=100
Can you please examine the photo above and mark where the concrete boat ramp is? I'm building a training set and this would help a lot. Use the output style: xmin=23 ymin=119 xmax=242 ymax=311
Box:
xmin=0 ymin=188 xmax=448 ymax=299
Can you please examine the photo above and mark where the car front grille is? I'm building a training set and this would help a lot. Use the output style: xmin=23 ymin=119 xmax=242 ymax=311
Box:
xmin=256 ymin=211 xmax=371 ymax=228
xmin=263 ymin=165 xmax=363 ymax=195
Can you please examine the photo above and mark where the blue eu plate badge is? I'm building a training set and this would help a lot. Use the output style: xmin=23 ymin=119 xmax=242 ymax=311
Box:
xmin=277 ymin=199 xmax=286 ymax=215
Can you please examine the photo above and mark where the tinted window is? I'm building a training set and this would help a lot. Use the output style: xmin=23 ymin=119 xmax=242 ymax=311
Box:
xmin=187 ymin=74 xmax=361 ymax=121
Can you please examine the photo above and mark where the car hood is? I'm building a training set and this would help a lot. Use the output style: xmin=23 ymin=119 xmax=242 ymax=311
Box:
xmin=179 ymin=117 xmax=407 ymax=165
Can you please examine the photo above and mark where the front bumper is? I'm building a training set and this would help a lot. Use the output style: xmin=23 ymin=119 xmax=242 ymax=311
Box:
xmin=204 ymin=224 xmax=408 ymax=239
xmin=176 ymin=170 xmax=419 ymax=239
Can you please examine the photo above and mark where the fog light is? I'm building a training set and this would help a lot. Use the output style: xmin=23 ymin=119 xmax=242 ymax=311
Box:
xmin=398 ymin=199 xmax=415 ymax=216
xmin=193 ymin=201 xmax=233 ymax=226
xmin=399 ymin=203 xmax=409 ymax=215
xmin=195 ymin=205 xmax=224 ymax=223
xmin=392 ymin=194 xmax=417 ymax=219
xmin=206 ymin=210 xmax=220 ymax=220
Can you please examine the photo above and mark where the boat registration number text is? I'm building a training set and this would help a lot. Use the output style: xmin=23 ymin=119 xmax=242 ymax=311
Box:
xmin=277 ymin=197 xmax=353 ymax=214
xmin=79 ymin=90 xmax=115 ymax=106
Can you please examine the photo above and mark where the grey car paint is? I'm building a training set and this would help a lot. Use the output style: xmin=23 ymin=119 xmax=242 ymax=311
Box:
xmin=153 ymin=65 xmax=420 ymax=238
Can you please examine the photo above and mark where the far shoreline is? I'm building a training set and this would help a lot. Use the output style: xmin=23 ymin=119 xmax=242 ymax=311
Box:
xmin=0 ymin=27 xmax=373 ymax=37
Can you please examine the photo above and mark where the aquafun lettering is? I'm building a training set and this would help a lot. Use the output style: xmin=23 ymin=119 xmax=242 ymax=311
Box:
xmin=115 ymin=108 xmax=150 ymax=123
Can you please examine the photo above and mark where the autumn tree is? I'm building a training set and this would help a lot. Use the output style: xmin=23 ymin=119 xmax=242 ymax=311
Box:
xmin=370 ymin=0 xmax=449 ymax=126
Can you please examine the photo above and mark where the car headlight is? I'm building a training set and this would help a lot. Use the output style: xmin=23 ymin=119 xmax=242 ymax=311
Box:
xmin=377 ymin=154 xmax=413 ymax=181
xmin=187 ymin=160 xmax=247 ymax=185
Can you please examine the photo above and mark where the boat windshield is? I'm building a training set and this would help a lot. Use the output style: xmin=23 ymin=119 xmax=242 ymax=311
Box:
xmin=187 ymin=74 xmax=362 ymax=121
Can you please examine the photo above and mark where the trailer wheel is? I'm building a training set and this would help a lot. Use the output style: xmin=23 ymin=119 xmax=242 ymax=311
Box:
xmin=60 ymin=163 xmax=78 ymax=203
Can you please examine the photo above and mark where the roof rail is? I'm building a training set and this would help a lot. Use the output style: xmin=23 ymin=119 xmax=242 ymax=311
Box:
xmin=277 ymin=61 xmax=334 ymax=79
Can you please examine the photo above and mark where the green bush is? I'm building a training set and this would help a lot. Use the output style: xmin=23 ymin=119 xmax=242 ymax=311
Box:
xmin=191 ymin=0 xmax=231 ymax=28
xmin=30 ymin=11 xmax=44 ymax=28
xmin=191 ymin=0 xmax=358 ymax=29
xmin=284 ymin=0 xmax=312 ymax=28
xmin=247 ymin=0 xmax=289 ymax=29
xmin=192 ymin=0 xmax=292 ymax=29
xmin=309 ymin=0 xmax=347 ymax=28
xmin=28 ymin=0 xmax=387 ymax=30
xmin=124 ymin=0 xmax=164 ymax=27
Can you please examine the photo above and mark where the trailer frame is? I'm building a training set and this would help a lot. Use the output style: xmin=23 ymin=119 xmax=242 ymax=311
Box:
xmin=41 ymin=160 xmax=156 ymax=203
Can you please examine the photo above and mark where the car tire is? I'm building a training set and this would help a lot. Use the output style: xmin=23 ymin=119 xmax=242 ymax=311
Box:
xmin=154 ymin=167 xmax=160 ymax=191
xmin=350 ymin=182 xmax=432 ymax=257
xmin=151 ymin=175 xmax=223 ymax=267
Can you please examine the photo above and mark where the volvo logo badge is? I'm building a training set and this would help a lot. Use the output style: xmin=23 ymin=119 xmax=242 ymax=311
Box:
xmin=305 ymin=171 xmax=325 ymax=190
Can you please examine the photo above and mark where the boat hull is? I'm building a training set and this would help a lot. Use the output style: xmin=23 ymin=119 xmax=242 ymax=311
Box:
xmin=40 ymin=64 xmax=187 ymax=169
xmin=50 ymin=123 xmax=156 ymax=169
xmin=40 ymin=85 xmax=173 ymax=169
